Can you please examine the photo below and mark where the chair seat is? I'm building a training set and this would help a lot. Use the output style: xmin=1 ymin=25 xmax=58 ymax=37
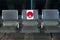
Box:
xmin=3 ymin=21 xmax=19 ymax=26
xmin=20 ymin=26 xmax=40 ymax=33
xmin=22 ymin=21 xmax=38 ymax=26
xmin=43 ymin=21 xmax=58 ymax=26
xmin=0 ymin=26 xmax=16 ymax=33
xmin=44 ymin=26 xmax=60 ymax=33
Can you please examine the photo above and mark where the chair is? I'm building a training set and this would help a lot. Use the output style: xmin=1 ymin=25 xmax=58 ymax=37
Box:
xmin=20 ymin=10 xmax=40 ymax=33
xmin=0 ymin=10 xmax=19 ymax=33
xmin=42 ymin=9 xmax=60 ymax=33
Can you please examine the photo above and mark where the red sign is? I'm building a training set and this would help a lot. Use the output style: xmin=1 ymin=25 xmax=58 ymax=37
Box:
xmin=27 ymin=11 xmax=34 ymax=18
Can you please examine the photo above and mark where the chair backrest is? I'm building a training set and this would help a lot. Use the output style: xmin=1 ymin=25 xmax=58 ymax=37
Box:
xmin=42 ymin=9 xmax=59 ymax=21
xmin=41 ymin=9 xmax=59 ymax=27
xmin=2 ymin=10 xmax=18 ymax=21
xmin=22 ymin=10 xmax=38 ymax=21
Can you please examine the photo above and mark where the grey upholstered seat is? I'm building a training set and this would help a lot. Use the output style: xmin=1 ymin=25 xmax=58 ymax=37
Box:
xmin=0 ymin=10 xmax=19 ymax=33
xmin=42 ymin=9 xmax=60 ymax=33
xmin=20 ymin=10 xmax=40 ymax=33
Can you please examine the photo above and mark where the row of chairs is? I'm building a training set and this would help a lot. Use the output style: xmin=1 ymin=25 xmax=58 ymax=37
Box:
xmin=1 ymin=10 xmax=39 ymax=33
xmin=0 ymin=9 xmax=60 ymax=33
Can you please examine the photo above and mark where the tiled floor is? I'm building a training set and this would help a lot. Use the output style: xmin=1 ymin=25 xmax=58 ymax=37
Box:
xmin=0 ymin=33 xmax=51 ymax=40
xmin=0 ymin=32 xmax=60 ymax=40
